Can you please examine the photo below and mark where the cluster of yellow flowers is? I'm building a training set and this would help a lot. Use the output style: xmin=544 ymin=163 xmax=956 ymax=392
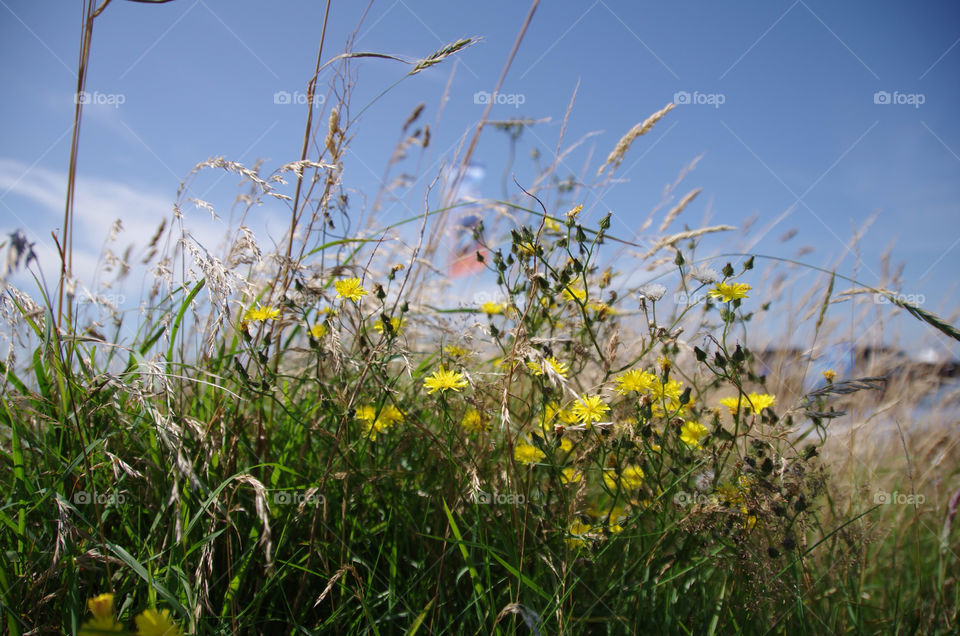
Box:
xmin=244 ymin=278 xmax=412 ymax=347
xmin=339 ymin=267 xmax=776 ymax=541
xmin=79 ymin=594 xmax=180 ymax=636
xmin=242 ymin=276 xmax=372 ymax=336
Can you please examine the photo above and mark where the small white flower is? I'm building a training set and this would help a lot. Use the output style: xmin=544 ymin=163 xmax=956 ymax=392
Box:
xmin=690 ymin=266 xmax=719 ymax=285
xmin=694 ymin=469 xmax=715 ymax=492
xmin=638 ymin=284 xmax=666 ymax=301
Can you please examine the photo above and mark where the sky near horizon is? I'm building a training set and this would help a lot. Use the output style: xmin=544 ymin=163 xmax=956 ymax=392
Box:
xmin=1 ymin=0 xmax=958 ymax=357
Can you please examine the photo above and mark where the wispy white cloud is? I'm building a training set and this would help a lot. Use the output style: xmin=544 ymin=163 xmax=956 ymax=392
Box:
xmin=0 ymin=157 xmax=176 ymax=291
xmin=0 ymin=157 xmax=170 ymax=239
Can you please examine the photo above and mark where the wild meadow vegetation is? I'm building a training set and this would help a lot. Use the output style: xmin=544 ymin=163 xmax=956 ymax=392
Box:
xmin=2 ymin=3 xmax=959 ymax=635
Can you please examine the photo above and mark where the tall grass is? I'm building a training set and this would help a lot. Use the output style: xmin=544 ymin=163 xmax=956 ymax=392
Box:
xmin=1 ymin=3 xmax=958 ymax=635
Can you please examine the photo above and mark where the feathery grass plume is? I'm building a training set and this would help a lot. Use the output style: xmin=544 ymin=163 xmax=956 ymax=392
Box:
xmin=597 ymin=102 xmax=675 ymax=176
xmin=276 ymin=159 xmax=336 ymax=180
xmin=637 ymin=225 xmax=736 ymax=260
xmin=658 ymin=187 xmax=702 ymax=233
xmin=227 ymin=225 xmax=262 ymax=267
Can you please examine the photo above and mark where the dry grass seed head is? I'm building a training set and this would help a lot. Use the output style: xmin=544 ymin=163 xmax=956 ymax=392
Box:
xmin=597 ymin=102 xmax=676 ymax=176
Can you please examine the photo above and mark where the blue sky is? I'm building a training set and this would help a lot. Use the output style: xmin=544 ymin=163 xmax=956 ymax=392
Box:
xmin=1 ymin=0 xmax=958 ymax=355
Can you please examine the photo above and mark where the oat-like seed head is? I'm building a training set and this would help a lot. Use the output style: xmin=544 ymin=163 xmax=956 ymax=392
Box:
xmin=598 ymin=102 xmax=676 ymax=176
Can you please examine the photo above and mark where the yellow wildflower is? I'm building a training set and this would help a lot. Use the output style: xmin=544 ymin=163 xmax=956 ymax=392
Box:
xmin=746 ymin=392 xmax=776 ymax=413
xmin=544 ymin=402 xmax=579 ymax=427
xmin=444 ymin=344 xmax=470 ymax=358
xmin=604 ymin=466 xmax=644 ymax=491
xmin=716 ymin=483 xmax=743 ymax=505
xmin=527 ymin=356 xmax=569 ymax=378
xmin=514 ymin=441 xmax=546 ymax=464
xmin=708 ymin=281 xmax=751 ymax=302
xmin=602 ymin=470 xmax=619 ymax=491
xmin=480 ymin=301 xmax=507 ymax=315
xmin=356 ymin=404 xmax=403 ymax=441
xmin=561 ymin=284 xmax=587 ymax=303
xmin=517 ymin=241 xmax=537 ymax=256
xmin=719 ymin=396 xmax=742 ymax=415
xmin=461 ymin=409 xmax=490 ymax=433
xmin=740 ymin=506 xmax=757 ymax=530
xmin=309 ymin=323 xmax=328 ymax=339
xmin=560 ymin=467 xmax=582 ymax=484
xmin=566 ymin=519 xmax=591 ymax=548
xmin=621 ymin=465 xmax=645 ymax=489
xmin=571 ymin=394 xmax=609 ymax=424
xmin=134 ymin=608 xmax=182 ymax=636
xmin=722 ymin=393 xmax=775 ymax=414
xmin=79 ymin=593 xmax=123 ymax=636
xmin=244 ymin=304 xmax=280 ymax=322
xmin=680 ymin=420 xmax=709 ymax=449
xmin=614 ymin=369 xmax=657 ymax=395
xmin=587 ymin=300 xmax=613 ymax=315
xmin=651 ymin=379 xmax=690 ymax=415
xmin=424 ymin=366 xmax=469 ymax=394
xmin=373 ymin=316 xmax=403 ymax=335
xmin=334 ymin=277 xmax=368 ymax=302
